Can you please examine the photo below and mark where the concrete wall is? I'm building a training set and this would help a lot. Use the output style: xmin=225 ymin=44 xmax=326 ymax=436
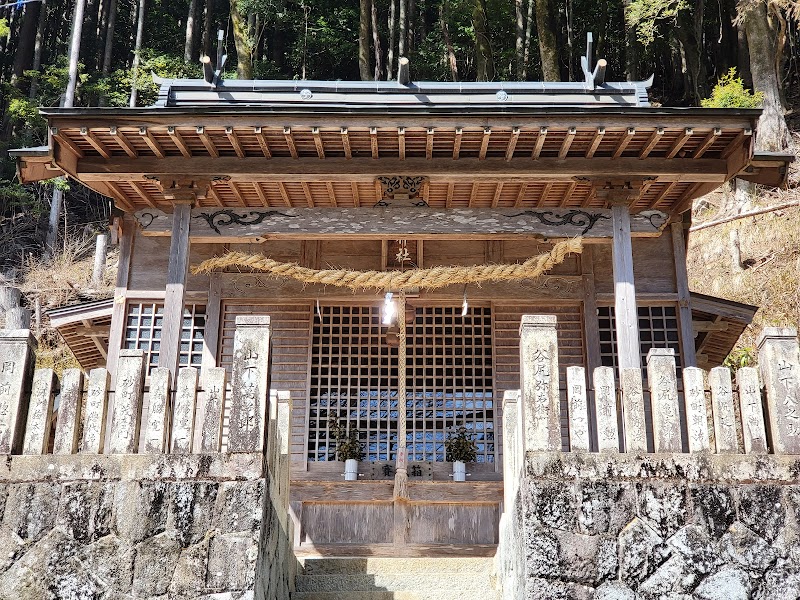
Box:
xmin=0 ymin=453 xmax=295 ymax=600
xmin=500 ymin=452 xmax=800 ymax=600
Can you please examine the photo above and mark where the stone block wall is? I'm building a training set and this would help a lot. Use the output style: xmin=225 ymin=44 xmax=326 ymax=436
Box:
xmin=0 ymin=453 xmax=295 ymax=600
xmin=500 ymin=452 xmax=800 ymax=600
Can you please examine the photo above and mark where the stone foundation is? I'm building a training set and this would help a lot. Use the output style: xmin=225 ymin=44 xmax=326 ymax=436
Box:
xmin=499 ymin=452 xmax=800 ymax=600
xmin=0 ymin=453 xmax=294 ymax=600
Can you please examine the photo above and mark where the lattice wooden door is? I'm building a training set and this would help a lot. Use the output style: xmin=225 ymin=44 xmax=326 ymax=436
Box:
xmin=307 ymin=304 xmax=496 ymax=463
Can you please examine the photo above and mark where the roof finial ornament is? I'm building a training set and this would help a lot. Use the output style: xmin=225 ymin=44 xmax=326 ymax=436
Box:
xmin=581 ymin=33 xmax=607 ymax=90
xmin=201 ymin=29 xmax=227 ymax=87
xmin=397 ymin=57 xmax=410 ymax=86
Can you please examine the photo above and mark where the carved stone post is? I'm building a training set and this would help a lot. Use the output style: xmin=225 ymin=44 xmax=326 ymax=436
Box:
xmin=171 ymin=367 xmax=198 ymax=453
xmin=201 ymin=367 xmax=227 ymax=452
xmin=229 ymin=316 xmax=271 ymax=452
xmin=53 ymin=368 xmax=84 ymax=454
xmin=566 ymin=367 xmax=589 ymax=451
xmin=82 ymin=367 xmax=110 ymax=453
xmin=682 ymin=367 xmax=710 ymax=452
xmin=144 ymin=367 xmax=171 ymax=453
xmin=647 ymin=348 xmax=682 ymax=453
xmin=519 ymin=315 xmax=560 ymax=452
xmin=593 ymin=366 xmax=619 ymax=452
xmin=110 ymin=349 xmax=146 ymax=454
xmin=23 ymin=368 xmax=56 ymax=455
xmin=0 ymin=329 xmax=37 ymax=454
xmin=709 ymin=366 xmax=738 ymax=453
xmin=736 ymin=367 xmax=768 ymax=454
xmin=502 ymin=390 xmax=522 ymax=510
xmin=620 ymin=367 xmax=647 ymax=452
xmin=757 ymin=328 xmax=800 ymax=454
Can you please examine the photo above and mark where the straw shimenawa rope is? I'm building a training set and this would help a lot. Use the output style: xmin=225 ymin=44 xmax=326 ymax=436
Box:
xmin=192 ymin=237 xmax=583 ymax=290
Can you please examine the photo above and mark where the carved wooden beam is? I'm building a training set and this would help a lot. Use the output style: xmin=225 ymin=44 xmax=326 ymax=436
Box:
xmin=134 ymin=206 xmax=670 ymax=243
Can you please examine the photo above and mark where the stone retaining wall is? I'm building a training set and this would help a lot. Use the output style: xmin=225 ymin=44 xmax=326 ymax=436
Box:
xmin=0 ymin=453 xmax=295 ymax=600
xmin=500 ymin=453 xmax=800 ymax=600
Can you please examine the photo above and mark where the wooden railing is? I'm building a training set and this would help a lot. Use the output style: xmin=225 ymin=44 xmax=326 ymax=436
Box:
xmin=0 ymin=315 xmax=275 ymax=456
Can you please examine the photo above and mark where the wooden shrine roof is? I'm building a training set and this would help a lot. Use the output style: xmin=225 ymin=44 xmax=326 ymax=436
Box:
xmin=12 ymin=77 xmax=792 ymax=216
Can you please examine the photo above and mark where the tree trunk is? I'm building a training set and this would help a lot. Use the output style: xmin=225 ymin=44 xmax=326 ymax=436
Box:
xmin=387 ymin=0 xmax=397 ymax=79
xmin=202 ymin=0 xmax=214 ymax=57
xmin=230 ymin=1 xmax=253 ymax=79
xmin=675 ymin=3 xmax=708 ymax=103
xmin=129 ymin=0 xmax=145 ymax=106
xmin=358 ymin=0 xmax=371 ymax=80
xmin=522 ymin=0 xmax=534 ymax=79
xmin=408 ymin=0 xmax=415 ymax=52
xmin=185 ymin=0 xmax=199 ymax=63
xmin=623 ymin=0 xmax=639 ymax=81
xmin=371 ymin=0 xmax=383 ymax=81
xmin=440 ymin=1 xmax=458 ymax=81
xmin=472 ymin=0 xmax=493 ymax=81
xmin=514 ymin=0 xmax=525 ymax=79
xmin=398 ymin=0 xmax=407 ymax=59
xmin=98 ymin=0 xmax=117 ymax=105
xmin=28 ymin=0 xmax=48 ymax=99
xmin=535 ymin=0 xmax=559 ymax=80
xmin=736 ymin=23 xmax=752 ymax=88
xmin=742 ymin=1 xmax=790 ymax=151
xmin=11 ymin=0 xmax=42 ymax=90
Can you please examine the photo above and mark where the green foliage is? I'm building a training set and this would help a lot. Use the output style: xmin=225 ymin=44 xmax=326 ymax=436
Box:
xmin=625 ymin=0 xmax=689 ymax=46
xmin=701 ymin=68 xmax=764 ymax=108
xmin=98 ymin=51 xmax=202 ymax=107
xmin=444 ymin=426 xmax=477 ymax=463
xmin=329 ymin=416 xmax=365 ymax=461
xmin=724 ymin=347 xmax=756 ymax=374
xmin=0 ymin=18 xmax=9 ymax=38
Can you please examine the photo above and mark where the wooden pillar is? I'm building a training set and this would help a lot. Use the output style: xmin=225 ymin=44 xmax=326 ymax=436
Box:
xmin=611 ymin=204 xmax=641 ymax=372
xmin=106 ymin=217 xmax=134 ymax=381
xmin=581 ymin=246 xmax=601 ymax=372
xmin=158 ymin=201 xmax=192 ymax=378
xmin=671 ymin=221 xmax=697 ymax=368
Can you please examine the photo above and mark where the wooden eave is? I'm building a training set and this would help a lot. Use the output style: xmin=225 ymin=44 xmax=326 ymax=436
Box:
xmin=691 ymin=292 xmax=758 ymax=370
xmin=46 ymin=298 xmax=113 ymax=370
xmin=29 ymin=108 xmax=765 ymax=215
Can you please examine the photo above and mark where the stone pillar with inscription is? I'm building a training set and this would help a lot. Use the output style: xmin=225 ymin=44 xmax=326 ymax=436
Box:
xmin=110 ymin=349 xmax=146 ymax=454
xmin=566 ymin=367 xmax=589 ymax=452
xmin=0 ymin=329 xmax=37 ymax=454
xmin=171 ymin=367 xmax=198 ymax=453
xmin=23 ymin=368 xmax=56 ymax=455
xmin=519 ymin=315 xmax=561 ymax=452
xmin=647 ymin=348 xmax=682 ymax=453
xmin=229 ymin=316 xmax=271 ymax=453
xmin=682 ymin=367 xmax=710 ymax=452
xmin=757 ymin=328 xmax=800 ymax=454
xmin=143 ymin=367 xmax=171 ymax=453
xmin=82 ymin=367 xmax=110 ymax=453
xmin=53 ymin=369 xmax=84 ymax=455
xmin=201 ymin=367 xmax=227 ymax=452
xmin=736 ymin=367 xmax=768 ymax=454
xmin=502 ymin=390 xmax=522 ymax=508
xmin=710 ymin=366 xmax=738 ymax=453
xmin=593 ymin=366 xmax=619 ymax=452
xmin=620 ymin=368 xmax=647 ymax=452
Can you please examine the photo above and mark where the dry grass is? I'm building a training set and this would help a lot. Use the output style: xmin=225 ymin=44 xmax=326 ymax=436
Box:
xmin=18 ymin=234 xmax=117 ymax=310
xmin=688 ymin=137 xmax=800 ymax=354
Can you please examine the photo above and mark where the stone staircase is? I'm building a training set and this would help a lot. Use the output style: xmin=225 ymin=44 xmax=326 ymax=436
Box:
xmin=291 ymin=556 xmax=500 ymax=600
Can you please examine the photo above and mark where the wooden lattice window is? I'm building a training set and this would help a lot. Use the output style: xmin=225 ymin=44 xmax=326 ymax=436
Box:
xmin=308 ymin=304 xmax=495 ymax=463
xmin=598 ymin=304 xmax=682 ymax=375
xmin=123 ymin=302 xmax=206 ymax=373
